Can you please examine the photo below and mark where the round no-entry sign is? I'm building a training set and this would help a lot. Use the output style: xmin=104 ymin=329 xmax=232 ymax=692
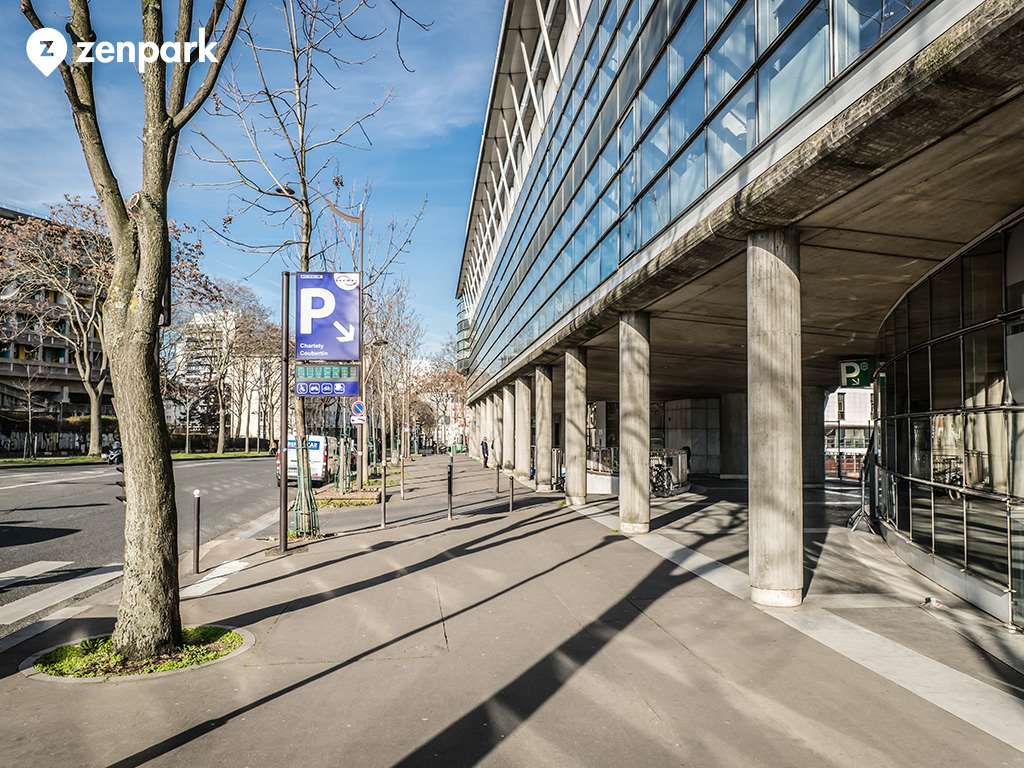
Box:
xmin=351 ymin=400 xmax=366 ymax=416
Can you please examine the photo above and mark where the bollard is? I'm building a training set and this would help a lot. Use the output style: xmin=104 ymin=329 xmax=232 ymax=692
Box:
xmin=380 ymin=461 xmax=387 ymax=529
xmin=447 ymin=461 xmax=453 ymax=520
xmin=401 ymin=454 xmax=406 ymax=500
xmin=192 ymin=488 xmax=202 ymax=575
xmin=508 ymin=473 xmax=514 ymax=513
xmin=495 ymin=465 xmax=500 ymax=494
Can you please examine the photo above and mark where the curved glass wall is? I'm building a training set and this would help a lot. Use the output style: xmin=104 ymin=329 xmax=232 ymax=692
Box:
xmin=873 ymin=217 xmax=1024 ymax=623
xmin=466 ymin=0 xmax=930 ymax=391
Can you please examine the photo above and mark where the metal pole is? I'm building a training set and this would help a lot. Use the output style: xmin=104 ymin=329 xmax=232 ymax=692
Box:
xmin=279 ymin=272 xmax=290 ymax=554
xmin=447 ymin=461 xmax=453 ymax=520
xmin=400 ymin=453 xmax=406 ymax=500
xmin=380 ymin=460 xmax=387 ymax=529
xmin=496 ymin=464 xmax=500 ymax=494
xmin=193 ymin=489 xmax=201 ymax=575
xmin=509 ymin=472 xmax=514 ymax=513
xmin=357 ymin=208 xmax=365 ymax=491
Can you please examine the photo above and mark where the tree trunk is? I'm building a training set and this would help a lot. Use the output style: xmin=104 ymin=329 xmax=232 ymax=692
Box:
xmin=85 ymin=380 xmax=104 ymax=456
xmin=185 ymin=404 xmax=192 ymax=454
xmin=216 ymin=386 xmax=226 ymax=454
xmin=108 ymin=311 xmax=182 ymax=659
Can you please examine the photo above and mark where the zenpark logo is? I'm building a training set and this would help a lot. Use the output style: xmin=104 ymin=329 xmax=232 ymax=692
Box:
xmin=26 ymin=26 xmax=219 ymax=77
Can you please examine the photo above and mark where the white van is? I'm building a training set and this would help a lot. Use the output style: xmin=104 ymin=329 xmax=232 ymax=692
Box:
xmin=276 ymin=434 xmax=337 ymax=486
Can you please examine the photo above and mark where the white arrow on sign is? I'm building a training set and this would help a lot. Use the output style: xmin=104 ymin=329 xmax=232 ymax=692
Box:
xmin=333 ymin=320 xmax=355 ymax=343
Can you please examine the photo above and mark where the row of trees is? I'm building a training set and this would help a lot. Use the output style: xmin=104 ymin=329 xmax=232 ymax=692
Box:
xmin=11 ymin=0 xmax=435 ymax=661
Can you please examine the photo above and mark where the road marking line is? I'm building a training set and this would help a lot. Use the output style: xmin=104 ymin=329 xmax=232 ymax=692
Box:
xmin=0 ymin=561 xmax=74 ymax=590
xmin=0 ymin=605 xmax=91 ymax=654
xmin=180 ymin=577 xmax=227 ymax=598
xmin=0 ymin=564 xmax=121 ymax=626
xmin=202 ymin=560 xmax=248 ymax=580
xmin=0 ymin=469 xmax=115 ymax=492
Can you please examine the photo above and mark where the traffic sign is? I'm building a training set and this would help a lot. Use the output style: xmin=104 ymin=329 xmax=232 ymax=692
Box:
xmin=351 ymin=414 xmax=367 ymax=425
xmin=295 ymin=363 xmax=360 ymax=397
xmin=351 ymin=400 xmax=366 ymax=417
xmin=295 ymin=272 xmax=360 ymax=361
xmin=840 ymin=359 xmax=872 ymax=388
xmin=295 ymin=380 xmax=360 ymax=396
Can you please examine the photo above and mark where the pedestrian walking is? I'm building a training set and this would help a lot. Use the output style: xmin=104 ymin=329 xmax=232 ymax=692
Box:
xmin=481 ymin=437 xmax=490 ymax=468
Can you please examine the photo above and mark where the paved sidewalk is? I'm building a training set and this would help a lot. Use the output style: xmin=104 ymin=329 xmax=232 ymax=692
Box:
xmin=1 ymin=455 xmax=1022 ymax=767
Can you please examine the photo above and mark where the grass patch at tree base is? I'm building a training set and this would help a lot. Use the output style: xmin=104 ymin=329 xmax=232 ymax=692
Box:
xmin=35 ymin=626 xmax=243 ymax=678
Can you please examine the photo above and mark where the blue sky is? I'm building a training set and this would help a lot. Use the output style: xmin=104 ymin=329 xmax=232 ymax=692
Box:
xmin=0 ymin=1 xmax=500 ymax=354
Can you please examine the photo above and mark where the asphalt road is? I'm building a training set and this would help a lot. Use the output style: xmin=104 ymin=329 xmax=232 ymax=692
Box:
xmin=0 ymin=457 xmax=284 ymax=610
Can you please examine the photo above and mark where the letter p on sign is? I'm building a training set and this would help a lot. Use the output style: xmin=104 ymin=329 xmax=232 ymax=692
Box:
xmin=299 ymin=287 xmax=335 ymax=334
xmin=840 ymin=360 xmax=869 ymax=387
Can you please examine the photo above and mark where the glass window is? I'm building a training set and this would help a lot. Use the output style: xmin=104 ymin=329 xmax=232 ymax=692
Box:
xmin=640 ymin=113 xmax=670 ymax=188
xmin=671 ymin=64 xmax=705 ymax=152
xmin=931 ymin=412 xmax=963 ymax=486
xmin=707 ymin=1 xmax=755 ymax=111
xmin=930 ymin=259 xmax=961 ymax=338
xmin=760 ymin=0 xmax=812 ymax=48
xmin=708 ymin=0 xmax=740 ymax=36
xmin=965 ymin=411 xmax=1008 ymax=494
xmin=895 ymin=300 xmax=909 ymax=353
xmin=908 ymin=282 xmax=930 ymax=348
xmin=619 ymin=106 xmax=636 ymax=163
xmin=882 ymin=0 xmax=924 ymax=33
xmin=897 ymin=417 xmax=909 ymax=476
xmin=620 ymin=45 xmax=642 ymax=105
xmin=640 ymin=0 xmax=669 ymax=72
xmin=896 ymin=476 xmax=910 ymax=533
xmin=622 ymin=0 xmax=641 ymax=41
xmin=639 ymin=53 xmax=669 ymax=131
xmin=1007 ymin=222 xmax=1024 ymax=311
xmin=931 ymin=338 xmax=960 ymax=410
xmin=1010 ymin=411 xmax=1024 ymax=497
xmin=669 ymin=2 xmax=705 ymax=87
xmin=908 ymin=348 xmax=929 ymax=413
xmin=670 ymin=133 xmax=707 ymax=216
xmin=965 ymin=496 xmax=1009 ymax=586
xmin=933 ymin=487 xmax=964 ymax=566
xmin=910 ymin=416 xmax=930 ymax=480
xmin=893 ymin=355 xmax=907 ymax=414
xmin=964 ymin=324 xmax=1005 ymax=408
xmin=708 ymin=78 xmax=756 ymax=183
xmin=620 ymin=155 xmax=637 ymax=205
xmin=757 ymin=2 xmax=828 ymax=138
xmin=600 ymin=228 xmax=619 ymax=279
xmin=911 ymin=482 xmax=932 ymax=551
xmin=640 ymin=171 xmax=671 ymax=245
xmin=620 ymin=207 xmax=636 ymax=261
xmin=963 ymin=235 xmax=1003 ymax=325
xmin=834 ymin=0 xmax=881 ymax=72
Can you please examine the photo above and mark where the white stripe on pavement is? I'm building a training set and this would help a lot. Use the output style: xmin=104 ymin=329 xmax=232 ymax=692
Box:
xmin=180 ymin=577 xmax=227 ymax=598
xmin=0 ymin=469 xmax=115 ymax=492
xmin=179 ymin=559 xmax=248 ymax=598
xmin=0 ymin=561 xmax=73 ymax=590
xmin=0 ymin=564 xmax=121 ymax=626
xmin=0 ymin=605 xmax=91 ymax=654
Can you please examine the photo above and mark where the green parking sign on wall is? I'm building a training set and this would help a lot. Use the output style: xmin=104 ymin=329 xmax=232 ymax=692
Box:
xmin=840 ymin=360 xmax=872 ymax=388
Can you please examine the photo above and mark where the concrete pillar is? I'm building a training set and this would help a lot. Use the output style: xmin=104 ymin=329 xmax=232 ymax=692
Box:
xmin=565 ymin=348 xmax=588 ymax=506
xmin=720 ymin=392 xmax=748 ymax=479
xmin=802 ymin=386 xmax=826 ymax=486
xmin=747 ymin=227 xmax=803 ymax=608
xmin=502 ymin=385 xmax=515 ymax=470
xmin=493 ymin=391 xmax=504 ymax=469
xmin=515 ymin=377 xmax=532 ymax=481
xmin=535 ymin=365 xmax=553 ymax=491
xmin=619 ymin=311 xmax=651 ymax=535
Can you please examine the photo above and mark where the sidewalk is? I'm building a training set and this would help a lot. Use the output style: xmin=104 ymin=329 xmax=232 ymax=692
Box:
xmin=1 ymin=455 xmax=1022 ymax=767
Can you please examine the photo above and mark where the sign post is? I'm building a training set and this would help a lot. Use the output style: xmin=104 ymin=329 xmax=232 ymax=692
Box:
xmin=279 ymin=272 xmax=290 ymax=554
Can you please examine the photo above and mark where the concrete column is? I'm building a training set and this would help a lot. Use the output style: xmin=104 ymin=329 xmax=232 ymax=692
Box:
xmin=619 ymin=311 xmax=651 ymax=535
xmin=493 ymin=392 xmax=504 ymax=469
xmin=535 ymin=365 xmax=553 ymax=491
xmin=747 ymin=227 xmax=803 ymax=608
xmin=565 ymin=348 xmax=588 ymax=506
xmin=515 ymin=377 xmax=532 ymax=481
xmin=502 ymin=385 xmax=515 ymax=470
xmin=720 ymin=392 xmax=748 ymax=479
xmin=802 ymin=386 xmax=826 ymax=486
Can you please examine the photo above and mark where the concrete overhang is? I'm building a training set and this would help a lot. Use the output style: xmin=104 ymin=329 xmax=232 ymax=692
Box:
xmin=468 ymin=0 xmax=1024 ymax=405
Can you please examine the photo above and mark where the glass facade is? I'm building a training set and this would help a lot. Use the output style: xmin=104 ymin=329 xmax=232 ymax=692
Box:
xmin=466 ymin=0 xmax=928 ymax=392
xmin=873 ymin=219 xmax=1024 ymax=598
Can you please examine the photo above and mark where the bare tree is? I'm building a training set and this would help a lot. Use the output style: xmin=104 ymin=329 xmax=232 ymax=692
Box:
xmin=197 ymin=0 xmax=429 ymax=534
xmin=19 ymin=0 xmax=247 ymax=658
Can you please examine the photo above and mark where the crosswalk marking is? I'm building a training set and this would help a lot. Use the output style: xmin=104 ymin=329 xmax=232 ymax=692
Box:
xmin=0 ymin=564 xmax=121 ymax=626
xmin=0 ymin=561 xmax=73 ymax=590
xmin=179 ymin=559 xmax=248 ymax=599
xmin=0 ymin=605 xmax=90 ymax=654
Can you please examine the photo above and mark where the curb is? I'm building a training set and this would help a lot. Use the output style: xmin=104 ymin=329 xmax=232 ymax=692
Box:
xmin=18 ymin=625 xmax=256 ymax=684
xmin=0 ymin=454 xmax=273 ymax=470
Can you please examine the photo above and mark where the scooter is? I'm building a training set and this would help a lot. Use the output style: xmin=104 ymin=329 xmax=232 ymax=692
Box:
xmin=107 ymin=444 xmax=123 ymax=465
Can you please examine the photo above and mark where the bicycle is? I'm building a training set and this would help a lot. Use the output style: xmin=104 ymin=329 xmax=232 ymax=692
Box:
xmin=650 ymin=464 xmax=673 ymax=497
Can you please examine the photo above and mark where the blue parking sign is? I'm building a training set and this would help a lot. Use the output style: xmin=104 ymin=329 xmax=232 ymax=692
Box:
xmin=295 ymin=272 xmax=360 ymax=361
